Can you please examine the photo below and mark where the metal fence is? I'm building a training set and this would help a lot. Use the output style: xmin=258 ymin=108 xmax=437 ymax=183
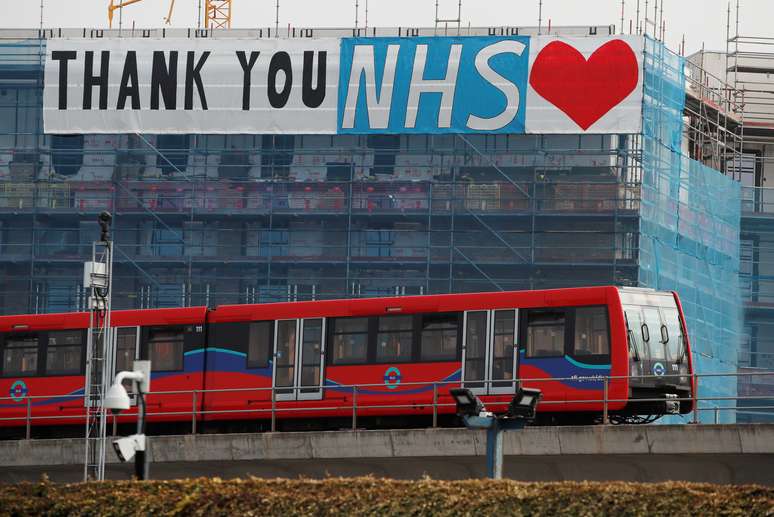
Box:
xmin=1 ymin=371 xmax=772 ymax=440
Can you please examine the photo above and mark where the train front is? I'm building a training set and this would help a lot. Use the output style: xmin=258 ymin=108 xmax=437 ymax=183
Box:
xmin=618 ymin=287 xmax=694 ymax=419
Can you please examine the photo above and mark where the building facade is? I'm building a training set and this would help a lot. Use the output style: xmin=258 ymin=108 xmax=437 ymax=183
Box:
xmin=0 ymin=27 xmax=744 ymax=420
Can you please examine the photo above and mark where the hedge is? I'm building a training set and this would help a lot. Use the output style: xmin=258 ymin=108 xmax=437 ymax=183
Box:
xmin=0 ymin=478 xmax=772 ymax=516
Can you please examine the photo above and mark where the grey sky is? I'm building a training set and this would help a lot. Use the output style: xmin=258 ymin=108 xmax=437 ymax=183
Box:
xmin=1 ymin=0 xmax=771 ymax=55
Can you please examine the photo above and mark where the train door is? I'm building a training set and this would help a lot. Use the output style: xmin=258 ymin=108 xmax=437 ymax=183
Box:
xmin=461 ymin=309 xmax=518 ymax=395
xmin=272 ymin=318 xmax=325 ymax=401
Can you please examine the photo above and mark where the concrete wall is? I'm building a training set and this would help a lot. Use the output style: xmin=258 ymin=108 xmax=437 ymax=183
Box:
xmin=1 ymin=425 xmax=773 ymax=484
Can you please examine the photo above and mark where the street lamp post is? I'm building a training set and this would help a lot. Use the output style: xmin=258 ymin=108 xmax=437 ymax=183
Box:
xmin=450 ymin=386 xmax=542 ymax=479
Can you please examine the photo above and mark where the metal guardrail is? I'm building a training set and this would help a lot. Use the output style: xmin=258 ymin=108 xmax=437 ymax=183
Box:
xmin=1 ymin=371 xmax=773 ymax=439
xmin=742 ymin=187 xmax=774 ymax=215
xmin=0 ymin=180 xmax=640 ymax=215
xmin=0 ymin=25 xmax=618 ymax=41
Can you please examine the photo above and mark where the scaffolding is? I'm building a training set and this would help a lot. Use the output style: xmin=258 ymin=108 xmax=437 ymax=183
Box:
xmin=641 ymin=37 xmax=742 ymax=422
xmin=0 ymin=25 xmax=759 ymax=424
xmin=724 ymin=2 xmax=774 ymax=420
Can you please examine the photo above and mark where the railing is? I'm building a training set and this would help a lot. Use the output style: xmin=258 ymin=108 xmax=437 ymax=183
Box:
xmin=0 ymin=180 xmax=641 ymax=216
xmin=1 ymin=371 xmax=772 ymax=440
xmin=742 ymin=186 xmax=774 ymax=215
xmin=0 ymin=25 xmax=617 ymax=41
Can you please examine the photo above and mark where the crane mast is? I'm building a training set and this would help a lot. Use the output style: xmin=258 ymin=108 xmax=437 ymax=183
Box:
xmin=205 ymin=0 xmax=232 ymax=29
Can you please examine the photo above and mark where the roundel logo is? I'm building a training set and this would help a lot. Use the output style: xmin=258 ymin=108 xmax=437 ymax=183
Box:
xmin=9 ymin=380 xmax=28 ymax=402
xmin=652 ymin=362 xmax=666 ymax=377
xmin=383 ymin=367 xmax=402 ymax=389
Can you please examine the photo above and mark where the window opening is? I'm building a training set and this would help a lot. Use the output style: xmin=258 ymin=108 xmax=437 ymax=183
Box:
xmin=642 ymin=307 xmax=666 ymax=360
xmin=148 ymin=328 xmax=184 ymax=371
xmin=376 ymin=315 xmax=413 ymax=362
xmin=115 ymin=327 xmax=138 ymax=391
xmin=274 ymin=320 xmax=297 ymax=388
xmin=525 ymin=310 xmax=565 ymax=357
xmin=573 ymin=307 xmax=610 ymax=356
xmin=46 ymin=330 xmax=82 ymax=375
xmin=248 ymin=321 xmax=273 ymax=369
xmin=330 ymin=317 xmax=369 ymax=365
xmin=156 ymin=134 xmax=189 ymax=175
xmin=463 ymin=311 xmax=487 ymax=383
xmin=660 ymin=307 xmax=685 ymax=363
xmin=2 ymin=335 xmax=38 ymax=376
xmin=420 ymin=313 xmax=459 ymax=361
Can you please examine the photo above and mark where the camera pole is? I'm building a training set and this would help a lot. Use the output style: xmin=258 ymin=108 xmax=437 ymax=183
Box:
xmin=135 ymin=390 xmax=148 ymax=480
xmin=83 ymin=212 xmax=114 ymax=481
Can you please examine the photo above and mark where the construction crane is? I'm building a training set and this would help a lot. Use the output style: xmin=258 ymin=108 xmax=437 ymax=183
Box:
xmin=205 ymin=0 xmax=233 ymax=29
xmin=108 ymin=0 xmax=232 ymax=29
xmin=108 ymin=0 xmax=176 ymax=28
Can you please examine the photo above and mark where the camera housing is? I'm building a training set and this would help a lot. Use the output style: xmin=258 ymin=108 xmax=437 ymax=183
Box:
xmin=98 ymin=211 xmax=112 ymax=242
xmin=112 ymin=434 xmax=145 ymax=463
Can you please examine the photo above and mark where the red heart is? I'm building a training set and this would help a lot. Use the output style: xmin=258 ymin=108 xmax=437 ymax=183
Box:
xmin=529 ymin=39 xmax=639 ymax=130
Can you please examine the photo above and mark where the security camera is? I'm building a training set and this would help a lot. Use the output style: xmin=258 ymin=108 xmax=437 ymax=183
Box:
xmin=104 ymin=382 xmax=131 ymax=415
xmin=113 ymin=434 xmax=145 ymax=463
xmin=98 ymin=211 xmax=112 ymax=242
xmin=105 ymin=364 xmax=150 ymax=414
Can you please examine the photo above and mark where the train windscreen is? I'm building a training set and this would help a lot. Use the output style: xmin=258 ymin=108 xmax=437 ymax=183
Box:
xmin=618 ymin=288 xmax=689 ymax=383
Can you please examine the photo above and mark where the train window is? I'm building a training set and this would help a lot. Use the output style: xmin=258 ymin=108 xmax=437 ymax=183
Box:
xmin=573 ymin=307 xmax=609 ymax=356
xmin=420 ymin=313 xmax=459 ymax=361
xmin=660 ymin=307 xmax=685 ymax=362
xmin=115 ymin=328 xmax=138 ymax=391
xmin=46 ymin=330 xmax=83 ymax=375
xmin=115 ymin=328 xmax=138 ymax=373
xmin=525 ymin=310 xmax=565 ymax=357
xmin=624 ymin=309 xmax=645 ymax=361
xmin=642 ymin=308 xmax=665 ymax=360
xmin=247 ymin=321 xmax=273 ymax=369
xmin=376 ymin=315 xmax=413 ymax=362
xmin=330 ymin=317 xmax=369 ymax=365
xmin=2 ymin=335 xmax=38 ymax=376
xmin=464 ymin=312 xmax=488 ymax=383
xmin=274 ymin=321 xmax=297 ymax=389
xmin=148 ymin=328 xmax=184 ymax=371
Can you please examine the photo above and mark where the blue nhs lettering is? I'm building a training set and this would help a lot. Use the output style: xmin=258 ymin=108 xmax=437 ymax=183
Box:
xmin=338 ymin=37 xmax=530 ymax=134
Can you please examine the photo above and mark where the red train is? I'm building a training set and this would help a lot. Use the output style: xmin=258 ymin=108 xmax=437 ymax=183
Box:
xmin=0 ymin=286 xmax=694 ymax=434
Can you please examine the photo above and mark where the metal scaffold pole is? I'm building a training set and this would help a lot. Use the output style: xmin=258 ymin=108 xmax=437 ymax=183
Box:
xmin=83 ymin=212 xmax=115 ymax=482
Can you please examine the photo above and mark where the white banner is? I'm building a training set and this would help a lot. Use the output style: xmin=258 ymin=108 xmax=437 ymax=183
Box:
xmin=43 ymin=38 xmax=340 ymax=134
xmin=43 ymin=36 xmax=646 ymax=135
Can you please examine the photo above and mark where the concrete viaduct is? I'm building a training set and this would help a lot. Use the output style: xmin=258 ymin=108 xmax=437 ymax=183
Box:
xmin=1 ymin=424 xmax=772 ymax=485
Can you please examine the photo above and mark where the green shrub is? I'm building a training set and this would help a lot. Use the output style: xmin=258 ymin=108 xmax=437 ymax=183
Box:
xmin=0 ymin=477 xmax=771 ymax=516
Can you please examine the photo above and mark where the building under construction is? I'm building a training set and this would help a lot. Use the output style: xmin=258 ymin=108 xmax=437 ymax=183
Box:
xmin=0 ymin=17 xmax=770 ymax=421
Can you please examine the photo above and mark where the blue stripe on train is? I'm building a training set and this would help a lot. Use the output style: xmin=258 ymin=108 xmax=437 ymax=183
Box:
xmin=520 ymin=351 xmax=611 ymax=391
xmin=324 ymin=369 xmax=462 ymax=395
xmin=0 ymin=350 xmax=614 ymax=408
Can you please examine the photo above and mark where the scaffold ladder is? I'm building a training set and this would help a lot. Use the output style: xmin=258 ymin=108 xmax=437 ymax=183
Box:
xmin=83 ymin=236 xmax=114 ymax=482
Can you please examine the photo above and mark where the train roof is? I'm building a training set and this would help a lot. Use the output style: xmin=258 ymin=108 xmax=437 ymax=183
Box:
xmin=207 ymin=286 xmax=622 ymax=323
xmin=0 ymin=306 xmax=207 ymax=332
xmin=0 ymin=286 xmax=679 ymax=330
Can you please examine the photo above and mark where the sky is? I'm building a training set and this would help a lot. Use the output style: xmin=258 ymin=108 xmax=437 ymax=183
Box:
xmin=0 ymin=0 xmax=771 ymax=55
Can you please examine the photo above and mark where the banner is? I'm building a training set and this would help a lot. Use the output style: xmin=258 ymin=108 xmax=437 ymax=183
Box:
xmin=525 ymin=35 xmax=643 ymax=133
xmin=43 ymin=36 xmax=644 ymax=135
xmin=338 ymin=36 xmax=530 ymax=134
xmin=43 ymin=39 xmax=340 ymax=134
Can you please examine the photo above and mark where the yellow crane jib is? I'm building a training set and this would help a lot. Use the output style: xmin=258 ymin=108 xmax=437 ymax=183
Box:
xmin=107 ymin=0 xmax=178 ymax=29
